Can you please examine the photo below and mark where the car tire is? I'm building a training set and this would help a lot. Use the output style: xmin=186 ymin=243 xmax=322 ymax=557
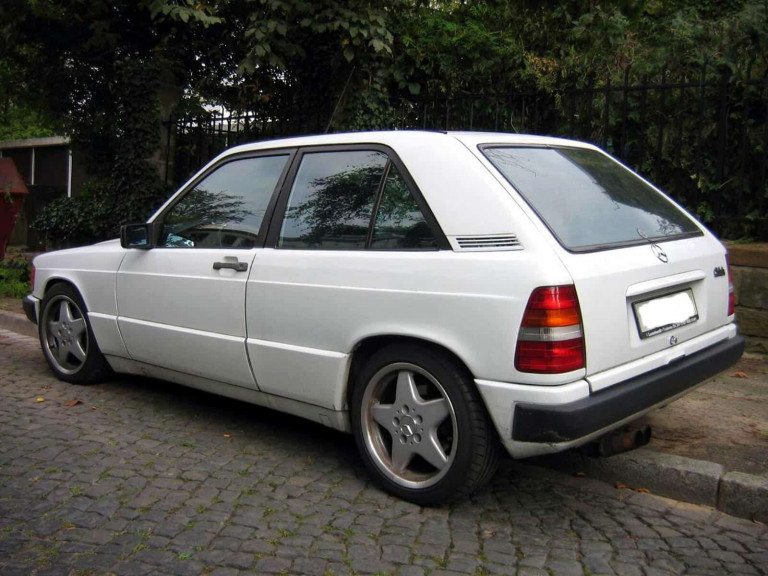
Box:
xmin=39 ymin=283 xmax=112 ymax=384
xmin=351 ymin=343 xmax=500 ymax=505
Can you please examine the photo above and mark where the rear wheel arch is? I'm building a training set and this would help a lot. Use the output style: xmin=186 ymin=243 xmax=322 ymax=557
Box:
xmin=346 ymin=335 xmax=476 ymax=410
xmin=347 ymin=338 xmax=502 ymax=504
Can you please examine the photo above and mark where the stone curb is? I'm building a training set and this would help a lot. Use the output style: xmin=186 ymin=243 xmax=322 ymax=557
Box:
xmin=1 ymin=313 xmax=766 ymax=523
xmin=719 ymin=471 xmax=768 ymax=522
xmin=535 ymin=447 xmax=768 ymax=524
xmin=0 ymin=309 xmax=36 ymax=338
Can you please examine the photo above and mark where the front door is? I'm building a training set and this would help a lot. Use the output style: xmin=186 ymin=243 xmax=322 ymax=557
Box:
xmin=116 ymin=152 xmax=292 ymax=389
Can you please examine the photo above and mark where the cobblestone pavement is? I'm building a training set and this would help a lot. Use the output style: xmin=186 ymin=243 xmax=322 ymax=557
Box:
xmin=1 ymin=328 xmax=767 ymax=576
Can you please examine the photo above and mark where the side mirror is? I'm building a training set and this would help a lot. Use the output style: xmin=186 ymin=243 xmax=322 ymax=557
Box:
xmin=120 ymin=223 xmax=154 ymax=249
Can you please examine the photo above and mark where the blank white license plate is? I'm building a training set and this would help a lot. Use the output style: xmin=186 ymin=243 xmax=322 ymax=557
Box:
xmin=633 ymin=289 xmax=699 ymax=339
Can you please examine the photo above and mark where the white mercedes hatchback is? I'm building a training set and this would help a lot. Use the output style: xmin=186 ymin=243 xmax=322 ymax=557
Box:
xmin=24 ymin=131 xmax=744 ymax=504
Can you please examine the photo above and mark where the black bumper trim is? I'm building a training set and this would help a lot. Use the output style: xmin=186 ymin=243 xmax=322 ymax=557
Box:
xmin=23 ymin=295 xmax=38 ymax=325
xmin=512 ymin=335 xmax=745 ymax=443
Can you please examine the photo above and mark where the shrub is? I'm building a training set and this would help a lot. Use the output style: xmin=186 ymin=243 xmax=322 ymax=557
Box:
xmin=0 ymin=258 xmax=31 ymax=298
xmin=32 ymin=178 xmax=167 ymax=246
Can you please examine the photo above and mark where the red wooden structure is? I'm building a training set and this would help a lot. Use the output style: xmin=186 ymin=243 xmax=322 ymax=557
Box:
xmin=0 ymin=158 xmax=29 ymax=260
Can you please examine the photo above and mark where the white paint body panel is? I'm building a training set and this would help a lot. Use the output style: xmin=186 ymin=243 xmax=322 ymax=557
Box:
xmin=246 ymin=338 xmax=349 ymax=410
xmin=115 ymin=248 xmax=257 ymax=388
xmin=31 ymin=240 xmax=127 ymax=357
xmin=244 ymin=247 xmax=577 ymax=412
xmin=553 ymin=236 xmax=729 ymax=387
xmin=244 ymin=250 xmax=561 ymax=369
xmin=28 ymin=131 xmax=739 ymax=456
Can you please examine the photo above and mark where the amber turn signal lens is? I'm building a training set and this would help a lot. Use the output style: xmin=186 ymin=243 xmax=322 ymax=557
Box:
xmin=521 ymin=308 xmax=581 ymax=328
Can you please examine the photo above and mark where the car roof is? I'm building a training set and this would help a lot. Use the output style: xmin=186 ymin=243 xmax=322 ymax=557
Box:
xmin=220 ymin=130 xmax=598 ymax=158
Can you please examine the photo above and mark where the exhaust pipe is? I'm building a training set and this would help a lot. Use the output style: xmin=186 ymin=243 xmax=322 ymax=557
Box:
xmin=591 ymin=425 xmax=651 ymax=457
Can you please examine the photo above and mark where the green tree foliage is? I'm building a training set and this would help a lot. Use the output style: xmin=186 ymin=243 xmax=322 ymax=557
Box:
xmin=380 ymin=0 xmax=768 ymax=97
xmin=2 ymin=0 xmax=766 ymax=241
xmin=0 ymin=102 xmax=56 ymax=142
xmin=1 ymin=0 xmax=402 ymax=241
xmin=234 ymin=0 xmax=399 ymax=131
xmin=551 ymin=0 xmax=768 ymax=84
xmin=0 ymin=56 xmax=58 ymax=141
xmin=1 ymin=0 xmax=224 ymax=240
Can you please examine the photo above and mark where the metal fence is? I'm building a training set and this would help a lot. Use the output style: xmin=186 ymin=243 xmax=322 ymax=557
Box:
xmin=163 ymin=104 xmax=334 ymax=186
xmin=165 ymin=69 xmax=768 ymax=239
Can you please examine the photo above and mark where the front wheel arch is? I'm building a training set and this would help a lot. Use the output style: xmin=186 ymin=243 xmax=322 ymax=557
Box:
xmin=38 ymin=282 xmax=112 ymax=384
xmin=39 ymin=277 xmax=80 ymax=305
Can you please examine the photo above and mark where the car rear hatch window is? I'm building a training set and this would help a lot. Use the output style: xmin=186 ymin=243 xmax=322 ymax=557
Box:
xmin=482 ymin=146 xmax=702 ymax=252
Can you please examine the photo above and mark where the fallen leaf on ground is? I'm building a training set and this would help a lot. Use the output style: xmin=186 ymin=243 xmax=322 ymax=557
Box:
xmin=63 ymin=400 xmax=82 ymax=407
xmin=91 ymin=406 xmax=98 ymax=410
xmin=223 ymin=433 xmax=231 ymax=438
xmin=35 ymin=397 xmax=45 ymax=403
xmin=574 ymin=471 xmax=586 ymax=477
xmin=481 ymin=529 xmax=495 ymax=538
xmin=635 ymin=488 xmax=651 ymax=493
xmin=615 ymin=481 xmax=630 ymax=490
xmin=731 ymin=371 xmax=748 ymax=378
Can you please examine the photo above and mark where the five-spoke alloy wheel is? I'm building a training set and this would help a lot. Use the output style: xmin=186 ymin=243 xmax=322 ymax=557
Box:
xmin=39 ymin=284 xmax=111 ymax=384
xmin=362 ymin=362 xmax=458 ymax=489
xmin=352 ymin=343 xmax=500 ymax=505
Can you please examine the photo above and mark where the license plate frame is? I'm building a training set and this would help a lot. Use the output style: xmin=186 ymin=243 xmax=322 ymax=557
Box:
xmin=632 ymin=289 xmax=699 ymax=339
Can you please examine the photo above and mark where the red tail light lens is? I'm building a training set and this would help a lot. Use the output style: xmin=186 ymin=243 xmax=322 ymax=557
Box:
xmin=726 ymin=259 xmax=735 ymax=316
xmin=515 ymin=285 xmax=585 ymax=374
xmin=515 ymin=340 xmax=585 ymax=373
xmin=30 ymin=265 xmax=36 ymax=291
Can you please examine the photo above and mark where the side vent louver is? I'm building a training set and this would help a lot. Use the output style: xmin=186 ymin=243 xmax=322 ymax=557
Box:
xmin=454 ymin=234 xmax=522 ymax=251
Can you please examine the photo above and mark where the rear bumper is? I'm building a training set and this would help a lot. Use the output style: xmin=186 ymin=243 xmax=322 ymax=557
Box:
xmin=23 ymin=294 xmax=39 ymax=325
xmin=475 ymin=330 xmax=745 ymax=459
xmin=512 ymin=334 xmax=745 ymax=443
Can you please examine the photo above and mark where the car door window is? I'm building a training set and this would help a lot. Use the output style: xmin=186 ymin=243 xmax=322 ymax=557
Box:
xmin=160 ymin=155 xmax=289 ymax=248
xmin=278 ymin=151 xmax=388 ymax=249
xmin=371 ymin=165 xmax=437 ymax=249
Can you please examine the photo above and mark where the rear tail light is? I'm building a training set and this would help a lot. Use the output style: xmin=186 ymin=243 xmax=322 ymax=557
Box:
xmin=30 ymin=265 xmax=36 ymax=292
xmin=515 ymin=285 xmax=585 ymax=374
xmin=726 ymin=258 xmax=735 ymax=316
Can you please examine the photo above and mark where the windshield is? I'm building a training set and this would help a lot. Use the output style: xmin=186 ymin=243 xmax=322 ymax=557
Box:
xmin=483 ymin=146 xmax=701 ymax=252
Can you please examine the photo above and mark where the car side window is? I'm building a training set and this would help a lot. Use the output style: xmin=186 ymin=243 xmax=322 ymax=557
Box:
xmin=160 ymin=155 xmax=289 ymax=249
xmin=371 ymin=165 xmax=437 ymax=249
xmin=278 ymin=151 xmax=387 ymax=249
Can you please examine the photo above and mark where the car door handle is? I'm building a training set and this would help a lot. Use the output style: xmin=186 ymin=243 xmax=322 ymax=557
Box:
xmin=213 ymin=261 xmax=248 ymax=272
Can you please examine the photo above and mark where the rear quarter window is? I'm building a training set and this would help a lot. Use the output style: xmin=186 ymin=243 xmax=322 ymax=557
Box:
xmin=482 ymin=146 xmax=701 ymax=252
xmin=277 ymin=149 xmax=439 ymax=251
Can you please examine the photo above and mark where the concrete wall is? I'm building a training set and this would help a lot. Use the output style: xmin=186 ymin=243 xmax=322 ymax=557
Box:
xmin=729 ymin=243 xmax=768 ymax=355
